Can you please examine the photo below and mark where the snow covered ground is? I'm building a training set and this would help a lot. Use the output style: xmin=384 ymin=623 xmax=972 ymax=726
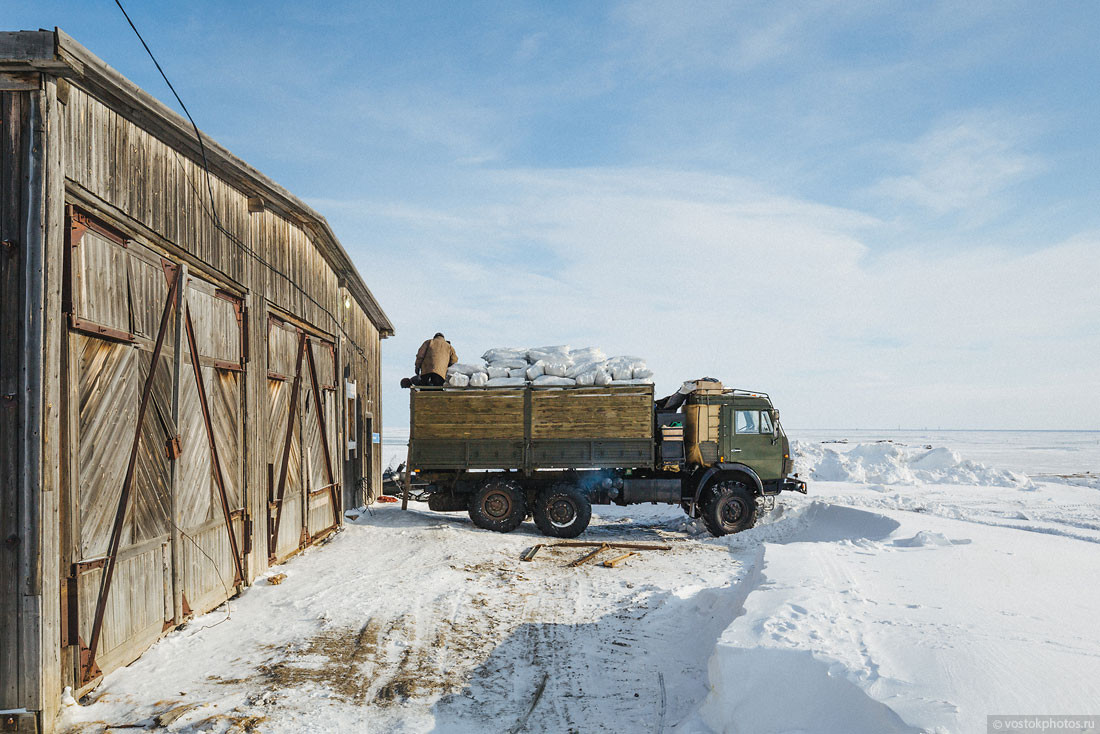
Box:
xmin=62 ymin=433 xmax=1100 ymax=733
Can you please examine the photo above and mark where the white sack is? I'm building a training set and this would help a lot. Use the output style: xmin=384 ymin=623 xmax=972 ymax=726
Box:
xmin=605 ymin=355 xmax=646 ymax=370
xmin=533 ymin=375 xmax=576 ymax=386
xmin=527 ymin=345 xmax=573 ymax=364
xmin=447 ymin=372 xmax=470 ymax=387
xmin=611 ymin=364 xmax=633 ymax=381
xmin=489 ymin=358 xmax=529 ymax=370
xmin=632 ymin=367 xmax=654 ymax=379
xmin=486 ymin=366 xmax=511 ymax=379
xmin=606 ymin=356 xmax=647 ymax=381
xmin=611 ymin=378 xmax=653 ymax=385
xmin=567 ymin=360 xmax=605 ymax=378
xmin=486 ymin=376 xmax=527 ymax=387
xmin=509 ymin=368 xmax=528 ymax=378
xmin=448 ymin=363 xmax=487 ymax=376
xmin=575 ymin=371 xmax=597 ymax=386
xmin=468 ymin=372 xmax=488 ymax=387
xmin=526 ymin=361 xmax=546 ymax=380
xmin=482 ymin=347 xmax=528 ymax=363
xmin=593 ymin=370 xmax=612 ymax=386
xmin=568 ymin=346 xmax=605 ymax=364
xmin=543 ymin=362 xmax=571 ymax=377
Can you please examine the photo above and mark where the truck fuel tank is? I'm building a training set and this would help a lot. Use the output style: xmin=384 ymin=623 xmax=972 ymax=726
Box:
xmin=620 ymin=478 xmax=682 ymax=505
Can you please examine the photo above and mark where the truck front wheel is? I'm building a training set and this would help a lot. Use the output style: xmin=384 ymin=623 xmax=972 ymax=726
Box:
xmin=534 ymin=484 xmax=592 ymax=538
xmin=468 ymin=478 xmax=527 ymax=533
xmin=701 ymin=479 xmax=756 ymax=537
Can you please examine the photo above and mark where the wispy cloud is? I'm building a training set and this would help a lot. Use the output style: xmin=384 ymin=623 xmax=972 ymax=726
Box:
xmin=322 ymin=166 xmax=1099 ymax=429
xmin=870 ymin=113 xmax=1041 ymax=220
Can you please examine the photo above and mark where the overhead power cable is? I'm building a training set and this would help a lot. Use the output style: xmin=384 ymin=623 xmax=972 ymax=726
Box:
xmin=113 ymin=0 xmax=370 ymax=360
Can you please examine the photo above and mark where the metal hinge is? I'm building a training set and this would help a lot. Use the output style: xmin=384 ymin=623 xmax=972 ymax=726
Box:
xmin=1 ymin=711 xmax=38 ymax=733
xmin=165 ymin=435 xmax=182 ymax=460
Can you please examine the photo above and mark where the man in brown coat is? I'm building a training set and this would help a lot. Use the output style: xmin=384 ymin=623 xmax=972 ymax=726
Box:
xmin=401 ymin=333 xmax=457 ymax=387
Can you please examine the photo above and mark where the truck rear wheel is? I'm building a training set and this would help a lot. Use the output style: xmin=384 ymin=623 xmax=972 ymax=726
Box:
xmin=534 ymin=484 xmax=592 ymax=538
xmin=468 ymin=478 xmax=527 ymax=533
xmin=701 ymin=479 xmax=756 ymax=537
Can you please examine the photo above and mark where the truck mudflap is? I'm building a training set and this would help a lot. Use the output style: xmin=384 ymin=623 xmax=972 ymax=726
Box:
xmin=782 ymin=476 xmax=808 ymax=494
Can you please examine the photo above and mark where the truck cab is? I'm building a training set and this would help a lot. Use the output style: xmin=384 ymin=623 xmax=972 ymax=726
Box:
xmin=655 ymin=384 xmax=806 ymax=535
xmin=685 ymin=390 xmax=795 ymax=488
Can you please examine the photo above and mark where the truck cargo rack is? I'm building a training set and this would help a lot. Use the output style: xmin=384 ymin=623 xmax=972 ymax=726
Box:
xmin=408 ymin=383 xmax=655 ymax=474
xmin=723 ymin=388 xmax=771 ymax=399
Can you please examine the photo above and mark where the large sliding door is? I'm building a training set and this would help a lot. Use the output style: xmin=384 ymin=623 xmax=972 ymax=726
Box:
xmin=266 ymin=315 xmax=339 ymax=564
xmin=62 ymin=208 xmax=247 ymax=689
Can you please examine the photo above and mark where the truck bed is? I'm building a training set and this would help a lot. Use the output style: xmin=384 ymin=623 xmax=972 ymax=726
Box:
xmin=409 ymin=384 xmax=655 ymax=472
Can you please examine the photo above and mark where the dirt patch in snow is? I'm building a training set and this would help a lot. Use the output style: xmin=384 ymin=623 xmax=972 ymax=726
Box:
xmin=239 ymin=615 xmax=471 ymax=707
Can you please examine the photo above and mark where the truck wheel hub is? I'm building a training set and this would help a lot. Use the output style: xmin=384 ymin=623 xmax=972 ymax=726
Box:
xmin=548 ymin=498 xmax=577 ymax=527
xmin=720 ymin=498 xmax=744 ymax=524
xmin=483 ymin=492 xmax=512 ymax=518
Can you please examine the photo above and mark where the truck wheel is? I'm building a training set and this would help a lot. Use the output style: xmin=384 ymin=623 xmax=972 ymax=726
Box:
xmin=468 ymin=478 xmax=527 ymax=533
xmin=534 ymin=484 xmax=592 ymax=538
xmin=701 ymin=479 xmax=756 ymax=537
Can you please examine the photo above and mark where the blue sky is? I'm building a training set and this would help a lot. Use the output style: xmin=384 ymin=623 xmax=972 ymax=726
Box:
xmin=9 ymin=1 xmax=1100 ymax=429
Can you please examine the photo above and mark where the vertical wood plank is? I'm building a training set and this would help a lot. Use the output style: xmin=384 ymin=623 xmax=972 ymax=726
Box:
xmin=0 ymin=88 xmax=27 ymax=714
xmin=167 ymin=263 xmax=186 ymax=623
xmin=39 ymin=76 xmax=66 ymax=730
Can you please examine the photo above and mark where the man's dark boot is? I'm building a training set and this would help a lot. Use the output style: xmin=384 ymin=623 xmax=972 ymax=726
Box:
xmin=400 ymin=377 xmax=412 ymax=388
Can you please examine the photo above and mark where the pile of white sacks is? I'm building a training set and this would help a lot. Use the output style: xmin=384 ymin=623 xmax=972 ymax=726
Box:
xmin=445 ymin=345 xmax=654 ymax=388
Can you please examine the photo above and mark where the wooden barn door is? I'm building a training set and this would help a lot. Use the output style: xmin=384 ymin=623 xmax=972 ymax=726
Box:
xmin=266 ymin=316 xmax=339 ymax=563
xmin=62 ymin=208 xmax=248 ymax=688
xmin=64 ymin=211 xmax=179 ymax=686
xmin=303 ymin=338 xmax=339 ymax=539
xmin=175 ymin=278 xmax=247 ymax=616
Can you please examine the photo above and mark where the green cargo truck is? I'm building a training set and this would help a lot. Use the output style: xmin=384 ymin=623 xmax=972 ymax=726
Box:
xmin=403 ymin=380 xmax=806 ymax=538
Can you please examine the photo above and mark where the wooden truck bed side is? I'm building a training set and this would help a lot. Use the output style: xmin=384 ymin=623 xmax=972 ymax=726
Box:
xmin=409 ymin=385 xmax=655 ymax=472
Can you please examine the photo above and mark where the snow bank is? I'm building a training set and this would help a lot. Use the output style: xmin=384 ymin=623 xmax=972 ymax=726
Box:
xmin=793 ymin=440 xmax=1034 ymax=488
xmin=698 ymin=491 xmax=1100 ymax=733
xmin=703 ymin=646 xmax=919 ymax=733
xmin=893 ymin=530 xmax=971 ymax=547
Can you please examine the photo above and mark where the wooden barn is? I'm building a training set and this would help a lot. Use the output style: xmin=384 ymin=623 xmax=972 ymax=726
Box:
xmin=0 ymin=29 xmax=393 ymax=732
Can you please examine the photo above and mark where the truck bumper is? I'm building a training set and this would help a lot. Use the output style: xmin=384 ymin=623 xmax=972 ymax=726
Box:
xmin=782 ymin=476 xmax=808 ymax=494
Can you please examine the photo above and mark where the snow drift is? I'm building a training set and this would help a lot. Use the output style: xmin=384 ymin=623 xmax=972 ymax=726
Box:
xmin=793 ymin=440 xmax=1034 ymax=488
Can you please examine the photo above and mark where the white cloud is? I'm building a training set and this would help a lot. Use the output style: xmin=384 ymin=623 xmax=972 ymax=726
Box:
xmin=870 ymin=113 xmax=1041 ymax=219
xmin=322 ymin=167 xmax=1098 ymax=430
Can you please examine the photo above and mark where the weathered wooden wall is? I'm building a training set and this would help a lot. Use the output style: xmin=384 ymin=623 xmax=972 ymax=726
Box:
xmin=0 ymin=85 xmax=30 ymax=724
xmin=1 ymin=29 xmax=391 ymax=732
xmin=339 ymin=291 xmax=383 ymax=505
xmin=0 ymin=74 xmax=66 ymax=733
xmin=55 ymin=79 xmax=383 ymax=687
